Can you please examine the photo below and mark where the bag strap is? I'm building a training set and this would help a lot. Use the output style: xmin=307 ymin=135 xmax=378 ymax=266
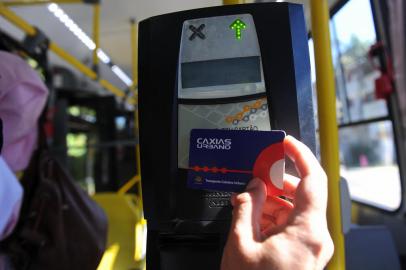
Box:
xmin=0 ymin=105 xmax=51 ymax=268
xmin=37 ymin=106 xmax=49 ymax=151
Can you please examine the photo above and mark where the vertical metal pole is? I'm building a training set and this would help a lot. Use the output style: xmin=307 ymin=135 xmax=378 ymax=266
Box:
xmin=93 ymin=3 xmax=100 ymax=72
xmin=131 ymin=18 xmax=138 ymax=89
xmin=130 ymin=17 xmax=143 ymax=213
xmin=310 ymin=1 xmax=346 ymax=269
xmin=135 ymin=108 xmax=143 ymax=213
xmin=131 ymin=18 xmax=146 ymax=270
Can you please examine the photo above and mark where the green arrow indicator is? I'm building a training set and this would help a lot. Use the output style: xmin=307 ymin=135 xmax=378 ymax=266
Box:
xmin=230 ymin=19 xmax=246 ymax=40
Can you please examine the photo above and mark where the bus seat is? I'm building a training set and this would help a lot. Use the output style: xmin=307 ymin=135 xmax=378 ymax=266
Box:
xmin=93 ymin=193 xmax=144 ymax=270
xmin=340 ymin=178 xmax=401 ymax=270
xmin=345 ymin=226 xmax=401 ymax=270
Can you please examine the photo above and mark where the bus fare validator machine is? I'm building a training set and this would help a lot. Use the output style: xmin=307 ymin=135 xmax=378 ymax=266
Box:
xmin=138 ymin=3 xmax=315 ymax=269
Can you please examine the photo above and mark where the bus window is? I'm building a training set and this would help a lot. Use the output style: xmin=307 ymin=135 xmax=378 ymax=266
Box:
xmin=309 ymin=0 xmax=402 ymax=210
xmin=331 ymin=0 xmax=386 ymax=125
xmin=339 ymin=121 xmax=401 ymax=210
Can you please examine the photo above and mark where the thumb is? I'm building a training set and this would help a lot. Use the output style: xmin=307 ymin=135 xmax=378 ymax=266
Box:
xmin=231 ymin=178 xmax=267 ymax=242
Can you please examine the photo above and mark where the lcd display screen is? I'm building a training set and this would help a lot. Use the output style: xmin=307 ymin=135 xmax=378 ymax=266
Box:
xmin=181 ymin=56 xmax=261 ymax=88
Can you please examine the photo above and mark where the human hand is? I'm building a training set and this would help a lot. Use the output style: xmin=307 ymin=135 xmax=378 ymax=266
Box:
xmin=221 ymin=135 xmax=334 ymax=270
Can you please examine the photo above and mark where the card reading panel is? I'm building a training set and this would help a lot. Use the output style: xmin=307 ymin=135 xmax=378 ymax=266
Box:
xmin=177 ymin=14 xmax=272 ymax=169
xmin=178 ymin=99 xmax=271 ymax=169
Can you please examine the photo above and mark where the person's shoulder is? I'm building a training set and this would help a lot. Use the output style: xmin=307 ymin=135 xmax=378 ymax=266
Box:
xmin=0 ymin=50 xmax=26 ymax=67
xmin=0 ymin=50 xmax=27 ymax=89
xmin=0 ymin=50 xmax=47 ymax=94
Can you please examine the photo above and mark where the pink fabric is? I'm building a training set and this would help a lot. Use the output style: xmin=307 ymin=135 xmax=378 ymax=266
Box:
xmin=0 ymin=51 xmax=48 ymax=172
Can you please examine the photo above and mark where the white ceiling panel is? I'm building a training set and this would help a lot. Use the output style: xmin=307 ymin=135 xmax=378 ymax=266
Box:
xmin=1 ymin=0 xmax=340 ymax=93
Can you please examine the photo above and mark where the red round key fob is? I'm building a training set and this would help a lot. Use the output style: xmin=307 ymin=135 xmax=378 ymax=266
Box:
xmin=253 ymin=142 xmax=285 ymax=196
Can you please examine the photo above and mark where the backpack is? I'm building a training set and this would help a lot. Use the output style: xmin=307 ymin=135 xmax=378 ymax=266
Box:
xmin=1 ymin=150 xmax=108 ymax=270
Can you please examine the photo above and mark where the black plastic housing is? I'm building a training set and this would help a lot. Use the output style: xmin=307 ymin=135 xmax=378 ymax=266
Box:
xmin=138 ymin=3 xmax=315 ymax=269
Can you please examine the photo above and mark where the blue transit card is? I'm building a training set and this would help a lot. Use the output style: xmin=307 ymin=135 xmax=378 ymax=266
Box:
xmin=187 ymin=129 xmax=286 ymax=193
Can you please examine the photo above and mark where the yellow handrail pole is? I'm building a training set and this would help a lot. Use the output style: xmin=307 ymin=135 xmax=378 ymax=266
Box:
xmin=49 ymin=42 xmax=97 ymax=80
xmin=223 ymin=0 xmax=244 ymax=5
xmin=93 ymin=3 xmax=100 ymax=71
xmin=0 ymin=2 xmax=36 ymax=35
xmin=0 ymin=2 xmax=126 ymax=98
xmin=130 ymin=18 xmax=138 ymax=89
xmin=99 ymin=79 xmax=125 ymax=98
xmin=135 ymin=108 xmax=142 ymax=213
xmin=130 ymin=18 xmax=143 ymax=214
xmin=3 ymin=0 xmax=83 ymax=6
xmin=310 ymin=1 xmax=346 ymax=269
xmin=118 ymin=175 xmax=140 ymax=195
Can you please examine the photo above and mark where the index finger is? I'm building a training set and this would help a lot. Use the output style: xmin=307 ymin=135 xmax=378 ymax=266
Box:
xmin=283 ymin=135 xmax=328 ymax=214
